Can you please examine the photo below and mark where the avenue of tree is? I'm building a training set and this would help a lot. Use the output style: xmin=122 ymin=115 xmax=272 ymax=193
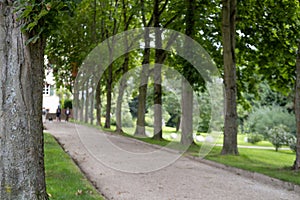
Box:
xmin=0 ymin=0 xmax=300 ymax=199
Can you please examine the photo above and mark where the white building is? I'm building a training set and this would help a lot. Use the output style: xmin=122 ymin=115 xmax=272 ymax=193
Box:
xmin=43 ymin=69 xmax=60 ymax=113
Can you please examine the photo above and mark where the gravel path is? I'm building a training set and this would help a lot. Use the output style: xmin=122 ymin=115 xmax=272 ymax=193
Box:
xmin=45 ymin=122 xmax=300 ymax=200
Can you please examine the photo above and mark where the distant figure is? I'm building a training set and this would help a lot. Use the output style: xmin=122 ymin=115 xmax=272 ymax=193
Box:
xmin=42 ymin=107 xmax=46 ymax=123
xmin=42 ymin=107 xmax=46 ymax=116
xmin=65 ymin=107 xmax=71 ymax=122
xmin=56 ymin=106 xmax=61 ymax=122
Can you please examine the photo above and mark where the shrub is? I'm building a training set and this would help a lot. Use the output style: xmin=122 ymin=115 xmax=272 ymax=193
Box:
xmin=247 ymin=133 xmax=264 ymax=144
xmin=288 ymin=136 xmax=297 ymax=152
xmin=245 ymin=106 xmax=295 ymax=138
xmin=122 ymin=112 xmax=134 ymax=128
xmin=267 ymin=124 xmax=295 ymax=151
xmin=63 ymin=99 xmax=73 ymax=109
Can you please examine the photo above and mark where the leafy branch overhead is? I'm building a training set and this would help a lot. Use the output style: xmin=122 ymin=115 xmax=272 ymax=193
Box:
xmin=15 ymin=0 xmax=80 ymax=45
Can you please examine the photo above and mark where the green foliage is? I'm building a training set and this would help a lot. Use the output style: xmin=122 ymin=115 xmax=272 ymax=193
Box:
xmin=122 ymin=112 xmax=134 ymax=128
xmin=16 ymin=0 xmax=80 ymax=45
xmin=245 ymin=106 xmax=296 ymax=137
xmin=267 ymin=124 xmax=295 ymax=151
xmin=128 ymin=97 xmax=138 ymax=119
xmin=63 ymin=99 xmax=73 ymax=109
xmin=247 ymin=133 xmax=264 ymax=144
xmin=196 ymin=90 xmax=211 ymax=133
xmin=163 ymin=91 xmax=181 ymax=128
xmin=237 ymin=0 xmax=300 ymax=94
xmin=288 ymin=136 xmax=297 ymax=152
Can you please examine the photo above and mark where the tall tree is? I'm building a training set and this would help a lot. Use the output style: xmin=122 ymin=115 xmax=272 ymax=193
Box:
xmin=0 ymin=1 xmax=48 ymax=199
xmin=104 ymin=0 xmax=121 ymax=128
xmin=153 ymin=0 xmax=164 ymax=140
xmin=294 ymin=42 xmax=300 ymax=170
xmin=180 ymin=0 xmax=196 ymax=145
xmin=135 ymin=0 xmax=152 ymax=136
xmin=115 ymin=0 xmax=135 ymax=133
xmin=221 ymin=0 xmax=238 ymax=155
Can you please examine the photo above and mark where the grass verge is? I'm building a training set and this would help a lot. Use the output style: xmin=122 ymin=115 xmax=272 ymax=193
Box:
xmin=204 ymin=146 xmax=300 ymax=185
xmin=44 ymin=133 xmax=104 ymax=200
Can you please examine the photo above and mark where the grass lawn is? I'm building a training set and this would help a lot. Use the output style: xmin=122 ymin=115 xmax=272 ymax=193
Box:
xmin=44 ymin=133 xmax=104 ymax=200
xmin=204 ymin=146 xmax=300 ymax=185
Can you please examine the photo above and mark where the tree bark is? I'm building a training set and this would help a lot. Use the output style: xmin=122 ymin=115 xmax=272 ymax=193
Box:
xmin=85 ymin=80 xmax=90 ymax=123
xmin=153 ymin=0 xmax=163 ymax=140
xmin=80 ymin=90 xmax=84 ymax=122
xmin=180 ymin=0 xmax=196 ymax=145
xmin=116 ymin=54 xmax=129 ymax=133
xmin=134 ymin=54 xmax=150 ymax=136
xmin=95 ymin=80 xmax=102 ymax=126
xmin=134 ymin=6 xmax=151 ymax=136
xmin=89 ymin=79 xmax=95 ymax=125
xmin=0 ymin=2 xmax=48 ymax=199
xmin=116 ymin=1 xmax=131 ymax=133
xmin=294 ymin=42 xmax=300 ymax=170
xmin=221 ymin=0 xmax=239 ymax=155
xmin=104 ymin=63 xmax=113 ymax=128
xmin=181 ymin=78 xmax=194 ymax=145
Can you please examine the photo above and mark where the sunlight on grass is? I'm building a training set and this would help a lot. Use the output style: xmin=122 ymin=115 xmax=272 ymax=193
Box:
xmin=205 ymin=147 xmax=300 ymax=185
xmin=44 ymin=133 xmax=104 ymax=200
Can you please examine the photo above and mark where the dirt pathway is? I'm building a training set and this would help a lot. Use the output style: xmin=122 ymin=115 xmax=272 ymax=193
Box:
xmin=45 ymin=122 xmax=300 ymax=200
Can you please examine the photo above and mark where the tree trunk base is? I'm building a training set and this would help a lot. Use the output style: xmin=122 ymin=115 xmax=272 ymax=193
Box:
xmin=292 ymin=160 xmax=300 ymax=171
xmin=221 ymin=148 xmax=239 ymax=156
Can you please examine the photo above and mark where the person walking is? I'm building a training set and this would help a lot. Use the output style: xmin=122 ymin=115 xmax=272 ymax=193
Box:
xmin=65 ymin=107 xmax=71 ymax=122
xmin=56 ymin=105 xmax=61 ymax=122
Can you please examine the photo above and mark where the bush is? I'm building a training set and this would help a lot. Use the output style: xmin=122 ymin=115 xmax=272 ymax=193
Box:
xmin=267 ymin=124 xmax=295 ymax=151
xmin=122 ymin=112 xmax=134 ymax=128
xmin=247 ymin=133 xmax=264 ymax=144
xmin=145 ymin=116 xmax=154 ymax=127
xmin=63 ymin=99 xmax=73 ymax=109
xmin=245 ymin=106 xmax=295 ymax=138
xmin=288 ymin=136 xmax=297 ymax=152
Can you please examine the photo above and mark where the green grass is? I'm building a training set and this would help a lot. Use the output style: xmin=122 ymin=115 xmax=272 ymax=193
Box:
xmin=44 ymin=133 xmax=104 ymax=200
xmin=205 ymin=147 xmax=300 ymax=185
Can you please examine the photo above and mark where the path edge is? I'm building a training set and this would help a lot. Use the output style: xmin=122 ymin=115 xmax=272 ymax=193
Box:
xmin=188 ymin=155 xmax=300 ymax=194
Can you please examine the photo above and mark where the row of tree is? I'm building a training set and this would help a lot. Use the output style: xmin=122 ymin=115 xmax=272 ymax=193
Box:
xmin=1 ymin=0 xmax=300 ymax=199
xmin=47 ymin=0 xmax=300 ymax=164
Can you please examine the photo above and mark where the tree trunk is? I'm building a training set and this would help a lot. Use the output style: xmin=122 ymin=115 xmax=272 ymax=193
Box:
xmin=135 ymin=63 xmax=150 ymax=136
xmin=116 ymin=2 xmax=131 ymax=133
xmin=74 ymin=89 xmax=79 ymax=120
xmin=294 ymin=42 xmax=300 ymax=170
xmin=85 ymin=80 xmax=90 ymax=123
xmin=80 ymin=91 xmax=84 ymax=122
xmin=116 ymin=54 xmax=129 ymax=133
xmin=135 ymin=28 xmax=150 ymax=136
xmin=104 ymin=63 xmax=113 ymax=128
xmin=95 ymin=80 xmax=102 ymax=126
xmin=153 ymin=0 xmax=163 ymax=140
xmin=104 ymin=0 xmax=119 ymax=129
xmin=221 ymin=0 xmax=239 ymax=155
xmin=0 ymin=2 xmax=48 ymax=199
xmin=153 ymin=62 xmax=163 ymax=139
xmin=89 ymin=79 xmax=95 ymax=125
xmin=180 ymin=0 xmax=196 ymax=145
xmin=181 ymin=78 xmax=194 ymax=145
